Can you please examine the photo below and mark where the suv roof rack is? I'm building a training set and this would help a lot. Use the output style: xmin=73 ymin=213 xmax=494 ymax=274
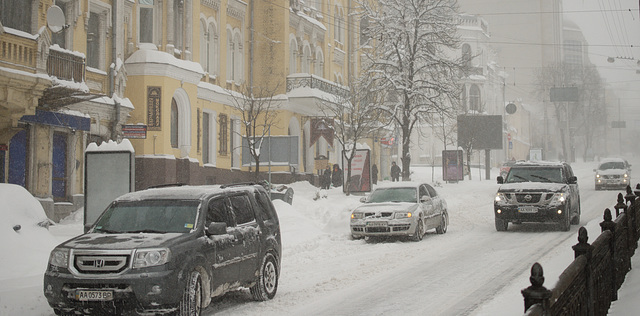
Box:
xmin=148 ymin=183 xmax=187 ymax=189
xmin=220 ymin=182 xmax=262 ymax=189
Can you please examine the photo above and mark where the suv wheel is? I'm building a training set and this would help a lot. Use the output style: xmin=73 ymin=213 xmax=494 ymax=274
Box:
xmin=411 ymin=219 xmax=424 ymax=241
xmin=495 ymin=218 xmax=508 ymax=231
xmin=251 ymin=253 xmax=279 ymax=301
xmin=559 ymin=213 xmax=570 ymax=231
xmin=571 ymin=200 xmax=581 ymax=225
xmin=178 ymin=270 xmax=202 ymax=316
xmin=436 ymin=212 xmax=448 ymax=234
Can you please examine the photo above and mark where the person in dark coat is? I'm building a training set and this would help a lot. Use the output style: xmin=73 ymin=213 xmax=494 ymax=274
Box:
xmin=391 ymin=161 xmax=401 ymax=182
xmin=322 ymin=166 xmax=332 ymax=189
xmin=331 ymin=164 xmax=343 ymax=188
xmin=371 ymin=164 xmax=378 ymax=185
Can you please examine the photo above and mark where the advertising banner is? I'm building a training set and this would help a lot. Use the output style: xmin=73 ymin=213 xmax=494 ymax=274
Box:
xmin=343 ymin=149 xmax=371 ymax=193
xmin=442 ymin=150 xmax=464 ymax=182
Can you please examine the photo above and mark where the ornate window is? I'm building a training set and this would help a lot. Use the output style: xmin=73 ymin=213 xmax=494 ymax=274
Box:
xmin=171 ymin=98 xmax=179 ymax=148
xmin=469 ymin=84 xmax=481 ymax=112
xmin=219 ymin=114 xmax=228 ymax=155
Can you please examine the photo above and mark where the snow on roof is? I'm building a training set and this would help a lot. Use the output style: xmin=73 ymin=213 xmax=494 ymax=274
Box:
xmin=1 ymin=25 xmax=38 ymax=40
xmin=296 ymin=11 xmax=327 ymax=31
xmin=125 ymin=45 xmax=204 ymax=75
xmin=88 ymin=94 xmax=134 ymax=109
xmin=512 ymin=160 xmax=565 ymax=167
xmin=50 ymin=44 xmax=86 ymax=58
xmin=51 ymin=76 xmax=90 ymax=92
xmin=86 ymin=139 xmax=135 ymax=153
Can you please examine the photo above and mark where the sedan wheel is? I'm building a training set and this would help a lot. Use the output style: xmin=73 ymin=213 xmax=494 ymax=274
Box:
xmin=436 ymin=212 xmax=448 ymax=234
xmin=411 ymin=219 xmax=424 ymax=241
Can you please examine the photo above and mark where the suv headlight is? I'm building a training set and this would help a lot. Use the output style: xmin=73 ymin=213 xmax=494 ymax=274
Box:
xmin=595 ymin=173 xmax=600 ymax=179
xmin=48 ymin=248 xmax=69 ymax=268
xmin=624 ymin=173 xmax=629 ymax=178
xmin=550 ymin=193 xmax=566 ymax=205
xmin=495 ymin=193 xmax=508 ymax=203
xmin=394 ymin=212 xmax=412 ymax=219
xmin=133 ymin=248 xmax=170 ymax=268
xmin=351 ymin=212 xmax=364 ymax=220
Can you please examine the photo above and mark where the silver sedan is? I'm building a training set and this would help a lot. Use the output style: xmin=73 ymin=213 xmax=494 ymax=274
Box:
xmin=350 ymin=182 xmax=448 ymax=241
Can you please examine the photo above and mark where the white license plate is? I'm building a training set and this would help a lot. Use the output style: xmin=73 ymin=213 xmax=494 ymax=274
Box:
xmin=76 ymin=290 xmax=113 ymax=301
xmin=366 ymin=221 xmax=388 ymax=227
xmin=518 ymin=207 xmax=538 ymax=213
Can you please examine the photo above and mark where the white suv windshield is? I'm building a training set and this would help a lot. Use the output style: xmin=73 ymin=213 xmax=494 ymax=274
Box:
xmin=93 ymin=200 xmax=200 ymax=234
xmin=599 ymin=161 xmax=625 ymax=170
xmin=506 ymin=167 xmax=563 ymax=184
xmin=368 ymin=188 xmax=417 ymax=203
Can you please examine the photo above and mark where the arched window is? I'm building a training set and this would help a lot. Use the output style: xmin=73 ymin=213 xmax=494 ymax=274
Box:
xmin=314 ymin=48 xmax=324 ymax=76
xmin=199 ymin=19 xmax=207 ymax=71
xmin=469 ymin=84 xmax=481 ymax=112
xmin=227 ymin=29 xmax=234 ymax=80
xmin=301 ymin=44 xmax=311 ymax=74
xmin=462 ymin=44 xmax=472 ymax=68
xmin=460 ymin=85 xmax=467 ymax=112
xmin=233 ymin=32 xmax=243 ymax=82
xmin=289 ymin=38 xmax=298 ymax=74
xmin=171 ymin=98 xmax=179 ymax=148
xmin=208 ymin=23 xmax=218 ymax=76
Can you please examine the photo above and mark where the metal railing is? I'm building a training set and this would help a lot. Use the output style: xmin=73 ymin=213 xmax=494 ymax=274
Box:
xmin=522 ymin=186 xmax=640 ymax=316
xmin=47 ymin=47 xmax=85 ymax=83
xmin=286 ymin=74 xmax=349 ymax=98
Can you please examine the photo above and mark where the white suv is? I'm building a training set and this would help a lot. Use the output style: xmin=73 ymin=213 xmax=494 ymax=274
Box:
xmin=594 ymin=158 xmax=631 ymax=190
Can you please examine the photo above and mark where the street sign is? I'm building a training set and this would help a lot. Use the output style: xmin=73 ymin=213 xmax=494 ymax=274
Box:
xmin=611 ymin=121 xmax=626 ymax=128
xmin=550 ymin=87 xmax=579 ymax=102
xmin=122 ymin=124 xmax=147 ymax=139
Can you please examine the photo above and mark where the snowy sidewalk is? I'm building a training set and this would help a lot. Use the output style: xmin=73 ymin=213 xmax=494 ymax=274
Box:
xmin=607 ymin=250 xmax=640 ymax=315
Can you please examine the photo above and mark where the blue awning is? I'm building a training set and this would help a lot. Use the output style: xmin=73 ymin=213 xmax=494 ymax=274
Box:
xmin=20 ymin=109 xmax=90 ymax=131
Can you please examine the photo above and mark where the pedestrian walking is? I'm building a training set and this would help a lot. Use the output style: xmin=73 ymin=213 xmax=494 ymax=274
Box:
xmin=322 ymin=165 xmax=332 ymax=189
xmin=331 ymin=164 xmax=343 ymax=188
xmin=391 ymin=161 xmax=401 ymax=182
xmin=372 ymin=164 xmax=378 ymax=184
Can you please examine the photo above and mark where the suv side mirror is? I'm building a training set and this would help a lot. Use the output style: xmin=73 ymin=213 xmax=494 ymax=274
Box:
xmin=206 ymin=222 xmax=227 ymax=236
xmin=497 ymin=176 xmax=504 ymax=184
xmin=359 ymin=197 xmax=367 ymax=203
xmin=420 ymin=195 xmax=431 ymax=203
xmin=568 ymin=176 xmax=578 ymax=184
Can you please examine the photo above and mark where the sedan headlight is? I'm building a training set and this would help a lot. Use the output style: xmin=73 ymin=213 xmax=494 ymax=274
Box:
xmin=133 ymin=248 xmax=170 ymax=268
xmin=48 ymin=248 xmax=69 ymax=268
xmin=394 ymin=212 xmax=412 ymax=219
xmin=351 ymin=212 xmax=364 ymax=220
xmin=550 ymin=193 xmax=566 ymax=205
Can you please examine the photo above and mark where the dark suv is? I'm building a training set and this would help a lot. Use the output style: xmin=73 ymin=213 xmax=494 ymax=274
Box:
xmin=43 ymin=183 xmax=281 ymax=315
xmin=494 ymin=161 xmax=580 ymax=231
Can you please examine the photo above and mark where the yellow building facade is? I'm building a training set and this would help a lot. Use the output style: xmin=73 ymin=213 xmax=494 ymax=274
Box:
xmin=1 ymin=0 xmax=386 ymax=220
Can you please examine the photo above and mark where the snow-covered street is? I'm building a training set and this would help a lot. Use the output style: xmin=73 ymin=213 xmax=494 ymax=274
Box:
xmin=1 ymin=159 xmax=639 ymax=315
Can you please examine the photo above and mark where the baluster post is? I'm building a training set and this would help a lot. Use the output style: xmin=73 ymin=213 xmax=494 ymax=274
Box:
xmin=522 ymin=262 xmax=551 ymax=313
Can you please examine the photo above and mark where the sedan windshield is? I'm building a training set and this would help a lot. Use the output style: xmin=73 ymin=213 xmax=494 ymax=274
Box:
xmin=93 ymin=200 xmax=200 ymax=234
xmin=367 ymin=188 xmax=417 ymax=203
xmin=505 ymin=167 xmax=562 ymax=184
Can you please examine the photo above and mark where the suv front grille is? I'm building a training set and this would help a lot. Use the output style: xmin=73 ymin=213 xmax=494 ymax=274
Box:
xmin=514 ymin=193 xmax=542 ymax=203
xmin=73 ymin=253 xmax=130 ymax=274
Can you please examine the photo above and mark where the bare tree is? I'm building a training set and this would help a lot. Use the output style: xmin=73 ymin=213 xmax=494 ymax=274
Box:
xmin=227 ymin=84 xmax=282 ymax=179
xmin=534 ymin=62 xmax=604 ymax=161
xmin=359 ymin=0 xmax=464 ymax=180
xmin=318 ymin=75 xmax=386 ymax=195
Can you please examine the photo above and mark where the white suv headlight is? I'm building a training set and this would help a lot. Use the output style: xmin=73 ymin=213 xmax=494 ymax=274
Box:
xmin=133 ymin=248 xmax=170 ymax=268
xmin=48 ymin=248 xmax=69 ymax=268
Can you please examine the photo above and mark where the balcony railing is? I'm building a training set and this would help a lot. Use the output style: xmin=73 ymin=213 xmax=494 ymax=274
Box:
xmin=47 ymin=47 xmax=85 ymax=83
xmin=0 ymin=29 xmax=37 ymax=72
xmin=286 ymin=74 xmax=349 ymax=98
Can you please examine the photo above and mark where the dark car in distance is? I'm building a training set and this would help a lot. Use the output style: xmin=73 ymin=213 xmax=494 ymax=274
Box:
xmin=494 ymin=161 xmax=580 ymax=232
xmin=43 ymin=183 xmax=281 ymax=316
